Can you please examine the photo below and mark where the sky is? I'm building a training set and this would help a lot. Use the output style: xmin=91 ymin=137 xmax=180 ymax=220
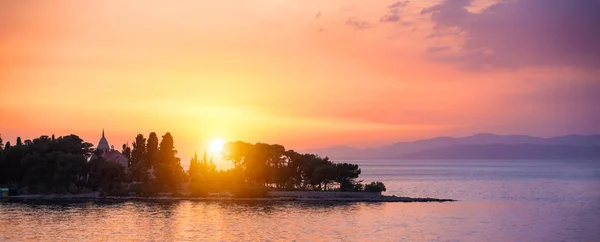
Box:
xmin=1 ymin=0 xmax=599 ymax=166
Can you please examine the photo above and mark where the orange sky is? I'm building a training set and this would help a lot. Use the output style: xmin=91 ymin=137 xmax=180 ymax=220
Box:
xmin=1 ymin=0 xmax=599 ymax=166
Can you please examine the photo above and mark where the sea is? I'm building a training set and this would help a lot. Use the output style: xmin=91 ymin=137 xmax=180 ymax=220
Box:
xmin=1 ymin=160 xmax=599 ymax=241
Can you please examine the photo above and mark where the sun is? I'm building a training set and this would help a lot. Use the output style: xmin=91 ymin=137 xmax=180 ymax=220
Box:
xmin=209 ymin=139 xmax=226 ymax=153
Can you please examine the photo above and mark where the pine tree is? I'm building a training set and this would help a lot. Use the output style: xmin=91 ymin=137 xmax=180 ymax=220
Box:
xmin=16 ymin=137 xmax=22 ymax=146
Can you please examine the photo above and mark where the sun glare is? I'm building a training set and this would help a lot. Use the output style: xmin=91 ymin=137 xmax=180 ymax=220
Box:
xmin=209 ymin=139 xmax=226 ymax=153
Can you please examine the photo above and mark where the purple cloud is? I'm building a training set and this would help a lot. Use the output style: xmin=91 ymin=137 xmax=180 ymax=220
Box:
xmin=380 ymin=10 xmax=400 ymax=23
xmin=346 ymin=18 xmax=374 ymax=30
xmin=422 ymin=0 xmax=600 ymax=70
xmin=389 ymin=1 xmax=409 ymax=9
xmin=381 ymin=1 xmax=410 ymax=23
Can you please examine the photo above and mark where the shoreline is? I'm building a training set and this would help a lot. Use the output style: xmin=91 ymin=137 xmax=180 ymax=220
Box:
xmin=4 ymin=193 xmax=456 ymax=203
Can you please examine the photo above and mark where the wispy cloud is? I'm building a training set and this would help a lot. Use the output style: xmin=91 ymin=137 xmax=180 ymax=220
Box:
xmin=346 ymin=18 xmax=374 ymax=30
xmin=389 ymin=1 xmax=409 ymax=9
xmin=380 ymin=1 xmax=409 ymax=23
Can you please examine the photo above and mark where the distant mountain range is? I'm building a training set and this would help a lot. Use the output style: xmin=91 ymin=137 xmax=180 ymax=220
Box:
xmin=310 ymin=133 xmax=600 ymax=160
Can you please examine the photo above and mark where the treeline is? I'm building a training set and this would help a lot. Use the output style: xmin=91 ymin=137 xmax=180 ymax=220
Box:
xmin=0 ymin=133 xmax=385 ymax=196
xmin=0 ymin=134 xmax=98 ymax=194
xmin=122 ymin=132 xmax=186 ymax=192
xmin=188 ymin=141 xmax=387 ymax=196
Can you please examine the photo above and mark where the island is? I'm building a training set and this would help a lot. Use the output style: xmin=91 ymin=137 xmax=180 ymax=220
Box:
xmin=0 ymin=132 xmax=454 ymax=203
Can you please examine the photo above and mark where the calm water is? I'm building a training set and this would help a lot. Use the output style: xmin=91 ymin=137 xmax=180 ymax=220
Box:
xmin=2 ymin=160 xmax=600 ymax=241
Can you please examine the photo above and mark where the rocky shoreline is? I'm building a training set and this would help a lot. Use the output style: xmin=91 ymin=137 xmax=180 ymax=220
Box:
xmin=6 ymin=193 xmax=455 ymax=203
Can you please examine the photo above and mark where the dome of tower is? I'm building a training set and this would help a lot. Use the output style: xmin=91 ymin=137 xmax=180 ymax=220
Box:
xmin=97 ymin=129 xmax=110 ymax=153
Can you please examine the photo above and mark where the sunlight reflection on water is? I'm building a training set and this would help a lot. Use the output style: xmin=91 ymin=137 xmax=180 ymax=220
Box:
xmin=2 ymin=200 xmax=598 ymax=241
xmin=2 ymin=160 xmax=599 ymax=241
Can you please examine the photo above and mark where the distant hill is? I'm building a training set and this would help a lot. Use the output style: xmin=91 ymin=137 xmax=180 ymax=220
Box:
xmin=310 ymin=134 xmax=600 ymax=160
xmin=401 ymin=144 xmax=600 ymax=160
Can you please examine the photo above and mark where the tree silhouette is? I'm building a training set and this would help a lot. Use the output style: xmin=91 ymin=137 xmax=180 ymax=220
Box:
xmin=364 ymin=181 xmax=386 ymax=192
xmin=130 ymin=134 xmax=147 ymax=182
xmin=0 ymin=132 xmax=384 ymax=196
xmin=88 ymin=155 xmax=125 ymax=193
xmin=1 ymin=134 xmax=94 ymax=193
xmin=221 ymin=142 xmax=375 ymax=192
xmin=335 ymin=163 xmax=361 ymax=191
xmin=188 ymin=151 xmax=218 ymax=196
xmin=0 ymin=136 xmax=4 ymax=185
xmin=122 ymin=144 xmax=132 ymax=162
xmin=154 ymin=132 xmax=185 ymax=192
xmin=146 ymin=132 xmax=159 ymax=169
xmin=188 ymin=151 xmax=201 ymax=183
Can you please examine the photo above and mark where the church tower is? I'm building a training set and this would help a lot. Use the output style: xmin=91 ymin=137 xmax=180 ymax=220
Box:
xmin=97 ymin=129 xmax=110 ymax=154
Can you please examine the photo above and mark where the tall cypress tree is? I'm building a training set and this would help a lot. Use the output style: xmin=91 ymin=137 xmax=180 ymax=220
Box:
xmin=201 ymin=150 xmax=216 ymax=174
xmin=188 ymin=151 xmax=200 ymax=183
xmin=146 ymin=132 xmax=159 ymax=169
xmin=16 ymin=137 xmax=22 ymax=146
xmin=156 ymin=132 xmax=184 ymax=190
xmin=131 ymin=134 xmax=147 ymax=182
